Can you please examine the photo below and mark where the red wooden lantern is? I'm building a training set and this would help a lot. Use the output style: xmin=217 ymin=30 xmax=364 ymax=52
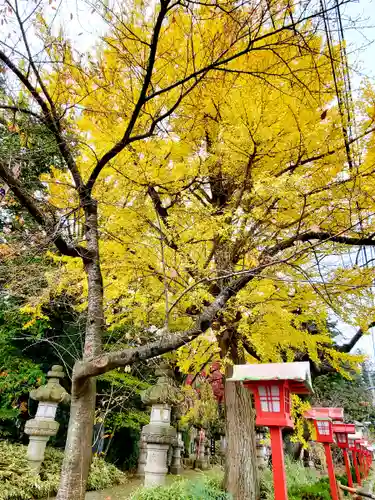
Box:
xmin=313 ymin=417 xmax=334 ymax=443
xmin=247 ymin=380 xmax=294 ymax=427
xmin=333 ymin=423 xmax=355 ymax=488
xmin=333 ymin=423 xmax=355 ymax=449
xmin=348 ymin=434 xmax=362 ymax=485
xmin=348 ymin=436 xmax=356 ymax=451
xmin=304 ymin=407 xmax=344 ymax=421
xmin=229 ymin=362 xmax=312 ymax=500
xmin=304 ymin=408 xmax=343 ymax=500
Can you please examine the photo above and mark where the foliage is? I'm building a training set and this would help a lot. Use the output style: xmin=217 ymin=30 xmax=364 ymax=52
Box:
xmin=260 ymin=457 xmax=351 ymax=499
xmin=130 ymin=475 xmax=230 ymax=500
xmin=0 ymin=299 xmax=46 ymax=438
xmin=288 ymin=480 xmax=332 ymax=500
xmin=0 ymin=441 xmax=126 ymax=500
xmin=312 ymin=370 xmax=375 ymax=423
xmin=290 ymin=395 xmax=313 ymax=448
xmin=18 ymin=0 xmax=371 ymax=381
xmin=260 ymin=456 xmax=318 ymax=499
xmin=289 ymin=475 xmax=349 ymax=500
xmin=0 ymin=0 xmax=371 ymax=379
xmin=180 ymin=381 xmax=221 ymax=431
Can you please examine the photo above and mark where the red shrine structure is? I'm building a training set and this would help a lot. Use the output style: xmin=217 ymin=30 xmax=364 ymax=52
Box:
xmin=229 ymin=362 xmax=312 ymax=500
xmin=304 ymin=407 xmax=345 ymax=500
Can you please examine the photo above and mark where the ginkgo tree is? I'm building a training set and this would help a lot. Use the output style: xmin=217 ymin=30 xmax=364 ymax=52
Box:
xmin=1 ymin=0 xmax=375 ymax=499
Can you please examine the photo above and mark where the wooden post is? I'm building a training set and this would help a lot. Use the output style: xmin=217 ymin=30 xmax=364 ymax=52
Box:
xmin=353 ymin=451 xmax=361 ymax=486
xmin=343 ymin=449 xmax=353 ymax=488
xmin=270 ymin=427 xmax=288 ymax=500
xmin=323 ymin=443 xmax=339 ymax=500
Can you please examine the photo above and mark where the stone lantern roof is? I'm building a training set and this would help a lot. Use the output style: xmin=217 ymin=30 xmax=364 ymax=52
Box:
xmin=141 ymin=362 xmax=182 ymax=406
xmin=30 ymin=365 xmax=70 ymax=405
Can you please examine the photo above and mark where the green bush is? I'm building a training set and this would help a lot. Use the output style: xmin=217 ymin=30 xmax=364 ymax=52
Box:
xmin=130 ymin=476 xmax=231 ymax=500
xmin=0 ymin=441 xmax=127 ymax=500
xmin=289 ymin=479 xmax=331 ymax=500
xmin=260 ymin=456 xmax=319 ymax=498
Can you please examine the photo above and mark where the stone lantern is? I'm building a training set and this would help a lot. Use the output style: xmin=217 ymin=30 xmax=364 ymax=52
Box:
xmin=25 ymin=365 xmax=70 ymax=474
xmin=170 ymin=431 xmax=184 ymax=475
xmin=141 ymin=362 xmax=182 ymax=487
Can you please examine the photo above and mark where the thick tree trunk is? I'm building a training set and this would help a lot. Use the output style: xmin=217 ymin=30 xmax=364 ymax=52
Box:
xmin=219 ymin=330 xmax=259 ymax=500
xmin=56 ymin=377 xmax=96 ymax=500
xmin=224 ymin=377 xmax=260 ymax=500
xmin=57 ymin=200 xmax=104 ymax=500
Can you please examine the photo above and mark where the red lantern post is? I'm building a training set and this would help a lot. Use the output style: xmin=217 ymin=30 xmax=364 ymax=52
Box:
xmin=349 ymin=436 xmax=362 ymax=485
xmin=333 ymin=423 xmax=355 ymax=488
xmin=315 ymin=418 xmax=339 ymax=500
xmin=228 ymin=362 xmax=312 ymax=500
xmin=368 ymin=446 xmax=373 ymax=471
xmin=356 ymin=440 xmax=364 ymax=482
xmin=361 ymin=442 xmax=370 ymax=478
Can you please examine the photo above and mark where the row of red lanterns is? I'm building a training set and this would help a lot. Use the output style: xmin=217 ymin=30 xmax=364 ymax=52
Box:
xmin=228 ymin=362 xmax=374 ymax=500
xmin=304 ymin=408 xmax=373 ymax=500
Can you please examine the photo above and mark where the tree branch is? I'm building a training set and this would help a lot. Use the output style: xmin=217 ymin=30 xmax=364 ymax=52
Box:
xmin=0 ymin=105 xmax=44 ymax=121
xmin=74 ymin=265 xmax=263 ymax=379
xmin=338 ymin=322 xmax=375 ymax=353
xmin=86 ymin=0 xmax=171 ymax=192
xmin=0 ymin=161 xmax=89 ymax=260
xmin=267 ymin=230 xmax=375 ymax=257
xmin=0 ymin=50 xmax=84 ymax=192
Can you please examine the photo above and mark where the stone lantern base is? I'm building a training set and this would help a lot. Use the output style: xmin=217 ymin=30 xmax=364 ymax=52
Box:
xmin=144 ymin=442 xmax=171 ymax=487
xmin=170 ymin=433 xmax=184 ymax=475
xmin=143 ymin=412 xmax=176 ymax=487
xmin=24 ymin=419 xmax=59 ymax=474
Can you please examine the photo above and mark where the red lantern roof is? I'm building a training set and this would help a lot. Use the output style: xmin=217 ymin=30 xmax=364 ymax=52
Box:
xmin=332 ymin=423 xmax=355 ymax=435
xmin=304 ymin=407 xmax=344 ymax=421
xmin=228 ymin=362 xmax=312 ymax=394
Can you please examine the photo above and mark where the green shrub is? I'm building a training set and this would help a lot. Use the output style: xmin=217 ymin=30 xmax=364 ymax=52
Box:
xmin=260 ymin=456 xmax=319 ymax=498
xmin=130 ymin=476 xmax=231 ymax=500
xmin=0 ymin=441 xmax=126 ymax=500
xmin=289 ymin=480 xmax=331 ymax=500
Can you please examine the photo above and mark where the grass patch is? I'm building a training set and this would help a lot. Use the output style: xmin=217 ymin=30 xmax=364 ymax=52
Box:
xmin=130 ymin=475 xmax=231 ymax=500
xmin=0 ymin=441 xmax=126 ymax=500
xmin=260 ymin=456 xmax=349 ymax=499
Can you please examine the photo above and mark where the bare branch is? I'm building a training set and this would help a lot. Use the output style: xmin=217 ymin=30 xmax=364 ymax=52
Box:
xmin=0 ymin=161 xmax=89 ymax=260
xmin=338 ymin=322 xmax=375 ymax=353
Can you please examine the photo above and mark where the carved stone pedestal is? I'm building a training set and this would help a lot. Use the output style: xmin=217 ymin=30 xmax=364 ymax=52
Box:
xmin=170 ymin=432 xmax=184 ymax=475
xmin=143 ymin=404 xmax=176 ymax=487
xmin=137 ymin=430 xmax=147 ymax=477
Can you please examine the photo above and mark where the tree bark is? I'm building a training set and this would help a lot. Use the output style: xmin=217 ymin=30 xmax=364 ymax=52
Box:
xmin=220 ymin=331 xmax=259 ymax=500
xmin=224 ymin=377 xmax=260 ymax=500
xmin=56 ymin=377 xmax=96 ymax=500
xmin=57 ymin=200 xmax=104 ymax=500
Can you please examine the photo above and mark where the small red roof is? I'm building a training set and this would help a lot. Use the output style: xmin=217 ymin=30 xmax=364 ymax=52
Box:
xmin=304 ymin=407 xmax=344 ymax=421
xmin=332 ymin=423 xmax=355 ymax=434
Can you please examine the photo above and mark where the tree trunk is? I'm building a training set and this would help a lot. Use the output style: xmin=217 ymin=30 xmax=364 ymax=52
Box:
xmin=56 ymin=377 xmax=96 ymax=500
xmin=219 ymin=330 xmax=259 ymax=500
xmin=224 ymin=377 xmax=260 ymax=500
xmin=57 ymin=199 xmax=104 ymax=500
